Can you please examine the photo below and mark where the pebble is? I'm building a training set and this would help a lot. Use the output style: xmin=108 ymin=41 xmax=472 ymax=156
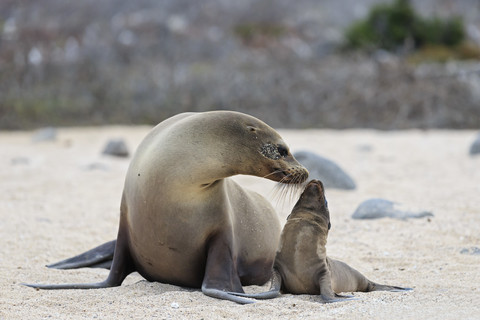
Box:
xmin=352 ymin=198 xmax=433 ymax=220
xmin=32 ymin=127 xmax=57 ymax=142
xmin=469 ymin=133 xmax=480 ymax=156
xmin=102 ymin=139 xmax=129 ymax=157
xmin=460 ymin=247 xmax=480 ymax=256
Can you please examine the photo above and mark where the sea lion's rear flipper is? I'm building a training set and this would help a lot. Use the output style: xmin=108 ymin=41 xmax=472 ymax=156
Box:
xmin=23 ymin=226 xmax=135 ymax=290
xmin=47 ymin=240 xmax=116 ymax=270
xmin=228 ymin=269 xmax=282 ymax=299
xmin=22 ymin=281 xmax=113 ymax=290
xmin=201 ymin=234 xmax=256 ymax=304
xmin=370 ymin=283 xmax=413 ymax=292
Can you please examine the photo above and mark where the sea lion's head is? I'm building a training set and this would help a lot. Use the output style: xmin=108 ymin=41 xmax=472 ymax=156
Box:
xmin=232 ymin=115 xmax=308 ymax=185
xmin=290 ymin=179 xmax=331 ymax=230
xmin=200 ymin=111 xmax=309 ymax=184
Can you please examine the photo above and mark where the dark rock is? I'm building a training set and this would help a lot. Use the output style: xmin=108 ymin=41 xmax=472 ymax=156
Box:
xmin=469 ymin=133 xmax=480 ymax=156
xmin=352 ymin=198 xmax=433 ymax=220
xmin=102 ymin=139 xmax=129 ymax=157
xmin=294 ymin=151 xmax=356 ymax=190
xmin=32 ymin=127 xmax=57 ymax=142
xmin=460 ymin=247 xmax=480 ymax=256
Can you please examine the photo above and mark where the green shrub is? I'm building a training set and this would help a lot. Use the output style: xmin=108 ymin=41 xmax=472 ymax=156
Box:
xmin=344 ymin=0 xmax=466 ymax=51
xmin=413 ymin=17 xmax=465 ymax=48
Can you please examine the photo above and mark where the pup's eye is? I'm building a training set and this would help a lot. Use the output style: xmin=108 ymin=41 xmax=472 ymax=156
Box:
xmin=325 ymin=200 xmax=328 ymax=208
xmin=277 ymin=145 xmax=288 ymax=157
xmin=328 ymin=222 xmax=331 ymax=230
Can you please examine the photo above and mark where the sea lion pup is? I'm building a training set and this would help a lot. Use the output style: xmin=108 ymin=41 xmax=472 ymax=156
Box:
xmin=23 ymin=111 xmax=309 ymax=304
xmin=231 ymin=179 xmax=411 ymax=303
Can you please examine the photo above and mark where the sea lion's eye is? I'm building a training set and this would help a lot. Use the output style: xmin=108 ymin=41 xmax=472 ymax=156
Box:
xmin=277 ymin=145 xmax=288 ymax=157
xmin=260 ymin=143 xmax=281 ymax=160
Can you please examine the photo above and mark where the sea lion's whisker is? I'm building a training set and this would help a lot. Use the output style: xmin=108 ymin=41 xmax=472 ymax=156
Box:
xmin=262 ymin=170 xmax=283 ymax=179
xmin=271 ymin=182 xmax=287 ymax=205
xmin=271 ymin=173 xmax=305 ymax=208
xmin=270 ymin=182 xmax=286 ymax=202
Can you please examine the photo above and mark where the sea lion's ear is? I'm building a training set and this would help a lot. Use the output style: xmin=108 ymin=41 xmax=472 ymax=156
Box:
xmin=246 ymin=126 xmax=257 ymax=132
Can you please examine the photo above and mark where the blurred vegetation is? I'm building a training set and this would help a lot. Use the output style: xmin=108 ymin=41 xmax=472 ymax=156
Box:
xmin=1 ymin=0 xmax=479 ymax=130
xmin=234 ymin=23 xmax=286 ymax=47
xmin=408 ymin=43 xmax=480 ymax=64
xmin=344 ymin=0 xmax=470 ymax=56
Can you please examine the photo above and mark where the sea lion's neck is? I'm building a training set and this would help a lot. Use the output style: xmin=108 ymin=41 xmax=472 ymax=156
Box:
xmin=287 ymin=211 xmax=330 ymax=237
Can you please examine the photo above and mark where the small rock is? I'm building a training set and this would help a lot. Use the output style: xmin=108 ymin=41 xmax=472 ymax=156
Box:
xmin=35 ymin=217 xmax=52 ymax=223
xmin=352 ymin=198 xmax=433 ymax=220
xmin=294 ymin=151 xmax=356 ymax=190
xmin=460 ymin=247 xmax=480 ymax=256
xmin=11 ymin=157 xmax=30 ymax=165
xmin=357 ymin=144 xmax=373 ymax=152
xmin=32 ymin=127 xmax=57 ymax=142
xmin=102 ymin=139 xmax=129 ymax=157
xmin=469 ymin=133 xmax=480 ymax=156
xmin=84 ymin=162 xmax=109 ymax=171
xmin=171 ymin=302 xmax=179 ymax=309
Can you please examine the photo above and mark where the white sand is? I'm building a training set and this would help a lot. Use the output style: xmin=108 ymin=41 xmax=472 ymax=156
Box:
xmin=1 ymin=127 xmax=479 ymax=319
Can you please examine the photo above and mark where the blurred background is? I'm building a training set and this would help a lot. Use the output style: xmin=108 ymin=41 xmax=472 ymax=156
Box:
xmin=1 ymin=0 xmax=479 ymax=130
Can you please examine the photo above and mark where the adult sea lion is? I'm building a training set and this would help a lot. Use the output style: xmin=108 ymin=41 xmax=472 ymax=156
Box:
xmin=231 ymin=180 xmax=411 ymax=302
xmin=24 ymin=111 xmax=309 ymax=304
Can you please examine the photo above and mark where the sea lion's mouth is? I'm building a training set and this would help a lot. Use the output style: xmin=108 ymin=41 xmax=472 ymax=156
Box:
xmin=305 ymin=179 xmax=322 ymax=190
xmin=273 ymin=167 xmax=309 ymax=184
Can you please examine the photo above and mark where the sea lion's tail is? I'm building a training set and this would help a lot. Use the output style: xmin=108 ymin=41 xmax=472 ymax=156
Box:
xmin=46 ymin=240 xmax=116 ymax=270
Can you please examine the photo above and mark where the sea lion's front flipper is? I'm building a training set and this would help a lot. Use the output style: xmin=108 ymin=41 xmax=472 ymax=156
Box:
xmin=320 ymin=293 xmax=358 ymax=303
xmin=202 ymin=285 xmax=255 ymax=305
xmin=319 ymin=271 xmax=358 ymax=303
xmin=201 ymin=234 xmax=255 ymax=304
xmin=228 ymin=268 xmax=282 ymax=299
xmin=47 ymin=240 xmax=116 ymax=270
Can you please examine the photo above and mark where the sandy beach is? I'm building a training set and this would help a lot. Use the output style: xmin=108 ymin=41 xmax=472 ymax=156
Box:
xmin=1 ymin=126 xmax=479 ymax=319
